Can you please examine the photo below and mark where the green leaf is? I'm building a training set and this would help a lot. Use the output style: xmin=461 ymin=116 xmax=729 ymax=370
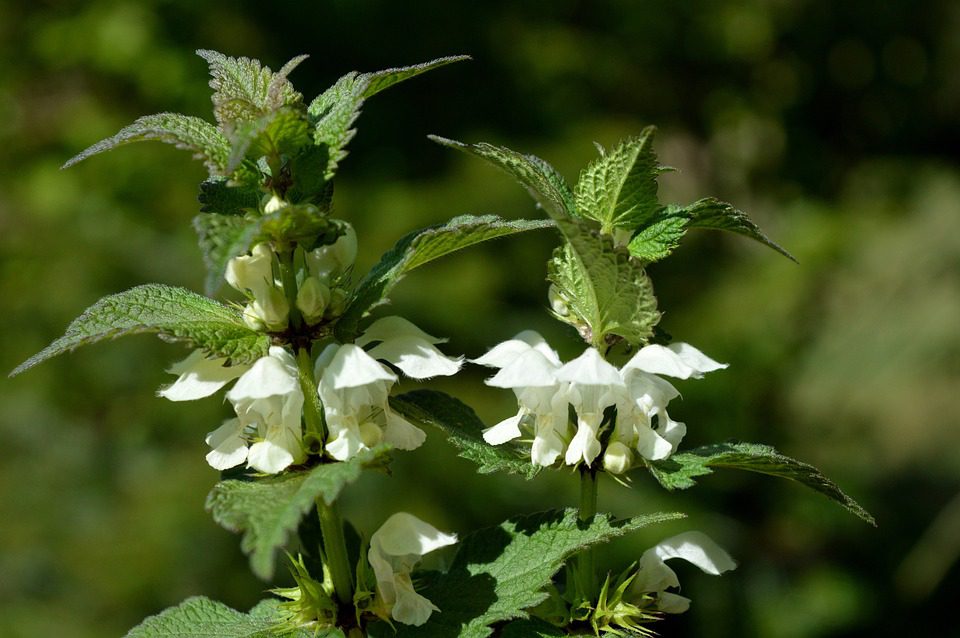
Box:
xmin=548 ymin=220 xmax=660 ymax=347
xmin=206 ymin=447 xmax=389 ymax=580
xmin=309 ymin=56 xmax=468 ymax=180
xmin=626 ymin=214 xmax=689 ymax=263
xmin=681 ymin=197 xmax=796 ymax=261
xmin=391 ymin=390 xmax=539 ymax=479
xmin=336 ymin=215 xmax=552 ymax=340
xmin=383 ymin=509 xmax=684 ymax=638
xmin=124 ymin=596 xmax=326 ymax=638
xmin=574 ymin=128 xmax=665 ymax=231
xmin=11 ymin=284 xmax=268 ymax=376
xmin=198 ymin=49 xmax=307 ymax=132
xmin=226 ymin=107 xmax=312 ymax=174
xmin=360 ymin=55 xmax=471 ymax=98
xmin=647 ymin=442 xmax=875 ymax=525
xmin=429 ymin=136 xmax=577 ymax=222
xmin=63 ymin=113 xmax=230 ymax=174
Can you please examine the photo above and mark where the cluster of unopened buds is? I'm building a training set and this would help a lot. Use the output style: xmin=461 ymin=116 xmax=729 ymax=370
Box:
xmin=474 ymin=330 xmax=726 ymax=473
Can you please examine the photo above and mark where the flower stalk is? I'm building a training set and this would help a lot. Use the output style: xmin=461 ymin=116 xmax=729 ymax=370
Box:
xmin=575 ymin=467 xmax=599 ymax=598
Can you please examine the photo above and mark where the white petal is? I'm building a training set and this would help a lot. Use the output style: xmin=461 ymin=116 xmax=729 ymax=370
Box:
xmin=653 ymin=531 xmax=737 ymax=576
xmin=367 ymin=336 xmax=462 ymax=379
xmin=482 ymin=413 xmax=524 ymax=445
xmin=322 ymin=344 xmax=396 ymax=390
xmin=657 ymin=591 xmax=692 ymax=614
xmin=634 ymin=425 xmax=675 ymax=461
xmin=564 ymin=416 xmax=603 ymax=466
xmin=326 ymin=420 xmax=365 ymax=461
xmin=486 ymin=349 xmax=559 ymax=388
xmin=227 ymin=348 xmax=298 ymax=401
xmin=373 ymin=512 xmax=458 ymax=557
xmin=204 ymin=419 xmax=248 ymax=470
xmin=471 ymin=330 xmax=561 ymax=368
xmin=657 ymin=415 xmax=686 ymax=452
xmin=623 ymin=343 xmax=727 ymax=380
xmin=383 ymin=411 xmax=427 ymax=451
xmin=556 ymin=348 xmax=624 ymax=386
xmin=391 ymin=581 xmax=440 ymax=626
xmin=158 ymin=351 xmax=246 ymax=401
xmin=356 ymin=316 xmax=445 ymax=346
xmin=247 ymin=437 xmax=296 ymax=473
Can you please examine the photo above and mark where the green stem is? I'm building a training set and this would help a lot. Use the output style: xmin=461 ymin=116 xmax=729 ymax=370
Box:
xmin=576 ymin=467 xmax=598 ymax=597
xmin=317 ymin=498 xmax=354 ymax=605
xmin=296 ymin=347 xmax=326 ymax=445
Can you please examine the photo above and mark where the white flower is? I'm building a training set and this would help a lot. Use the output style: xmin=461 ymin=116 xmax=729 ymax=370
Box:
xmin=223 ymin=346 xmax=305 ymax=474
xmin=226 ymin=243 xmax=289 ymax=331
xmin=368 ymin=512 xmax=457 ymax=626
xmin=474 ymin=331 xmax=572 ymax=466
xmin=317 ymin=344 xmax=427 ymax=461
xmin=555 ymin=347 xmax=625 ymax=466
xmin=356 ymin=316 xmax=463 ymax=379
xmin=631 ymin=531 xmax=737 ymax=614
xmin=614 ymin=343 xmax=727 ymax=464
xmin=157 ymin=350 xmax=249 ymax=401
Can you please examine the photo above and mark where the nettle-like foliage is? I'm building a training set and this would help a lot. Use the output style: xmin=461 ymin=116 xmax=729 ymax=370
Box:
xmin=13 ymin=51 xmax=872 ymax=638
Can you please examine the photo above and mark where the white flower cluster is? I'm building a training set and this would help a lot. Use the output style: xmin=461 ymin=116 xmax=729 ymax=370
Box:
xmin=226 ymin=218 xmax=357 ymax=331
xmin=368 ymin=512 xmax=457 ymax=626
xmin=475 ymin=331 xmax=726 ymax=472
xmin=159 ymin=314 xmax=461 ymax=474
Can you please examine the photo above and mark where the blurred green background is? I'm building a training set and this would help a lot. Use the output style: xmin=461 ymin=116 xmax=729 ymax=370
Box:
xmin=2 ymin=1 xmax=959 ymax=636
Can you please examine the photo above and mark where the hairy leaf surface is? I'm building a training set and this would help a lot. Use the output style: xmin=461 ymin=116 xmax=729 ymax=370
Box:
xmin=548 ymin=219 xmax=660 ymax=347
xmin=11 ymin=285 xmax=268 ymax=376
xmin=574 ymin=128 xmax=664 ymax=231
xmin=336 ymin=215 xmax=552 ymax=340
xmin=124 ymin=596 xmax=327 ymax=638
xmin=391 ymin=390 xmax=539 ymax=479
xmin=198 ymin=49 xmax=306 ymax=131
xmin=682 ymin=198 xmax=796 ymax=261
xmin=647 ymin=442 xmax=874 ymax=524
xmin=63 ymin=113 xmax=230 ymax=174
xmin=429 ymin=136 xmax=577 ymax=221
xmin=206 ymin=447 xmax=388 ymax=580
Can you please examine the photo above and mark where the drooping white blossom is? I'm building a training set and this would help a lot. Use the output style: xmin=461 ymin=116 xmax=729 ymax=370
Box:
xmin=317 ymin=343 xmax=427 ymax=461
xmin=555 ymin=347 xmax=625 ymax=467
xmin=224 ymin=346 xmax=306 ymax=474
xmin=631 ymin=531 xmax=737 ymax=613
xmin=474 ymin=331 xmax=573 ymax=466
xmin=368 ymin=512 xmax=457 ymax=626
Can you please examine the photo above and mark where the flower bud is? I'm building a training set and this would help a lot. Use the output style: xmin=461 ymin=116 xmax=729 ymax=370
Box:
xmin=250 ymin=287 xmax=290 ymax=332
xmin=548 ymin=284 xmax=569 ymax=317
xmin=324 ymin=287 xmax=349 ymax=319
xmin=306 ymin=224 xmax=358 ymax=281
xmin=226 ymin=243 xmax=275 ymax=295
xmin=296 ymin=276 xmax=331 ymax=325
xmin=603 ymin=440 xmax=634 ymax=474
xmin=264 ymin=194 xmax=286 ymax=214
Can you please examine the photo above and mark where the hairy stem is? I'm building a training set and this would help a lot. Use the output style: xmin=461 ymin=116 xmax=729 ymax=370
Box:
xmin=278 ymin=249 xmax=303 ymax=330
xmin=296 ymin=347 xmax=326 ymax=447
xmin=576 ymin=467 xmax=598 ymax=596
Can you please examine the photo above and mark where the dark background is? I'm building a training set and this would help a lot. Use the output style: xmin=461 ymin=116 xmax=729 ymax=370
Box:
xmin=2 ymin=1 xmax=959 ymax=636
